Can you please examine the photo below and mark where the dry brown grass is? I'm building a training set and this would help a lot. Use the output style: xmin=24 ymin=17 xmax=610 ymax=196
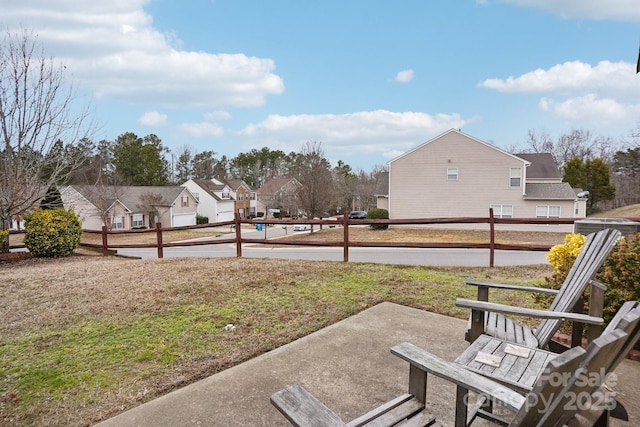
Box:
xmin=0 ymin=227 xmax=560 ymax=426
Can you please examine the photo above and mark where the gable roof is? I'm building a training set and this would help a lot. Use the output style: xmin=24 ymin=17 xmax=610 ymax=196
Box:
xmin=192 ymin=179 xmax=233 ymax=201
xmin=256 ymin=177 xmax=301 ymax=195
xmin=389 ymin=128 xmax=530 ymax=166
xmin=67 ymin=185 xmax=193 ymax=212
xmin=516 ymin=153 xmax=562 ymax=179
xmin=219 ymin=178 xmax=253 ymax=192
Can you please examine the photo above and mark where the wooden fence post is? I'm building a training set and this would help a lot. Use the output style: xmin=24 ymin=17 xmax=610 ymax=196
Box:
xmin=156 ymin=222 xmax=163 ymax=259
xmin=489 ymin=208 xmax=495 ymax=268
xmin=343 ymin=213 xmax=349 ymax=262
xmin=101 ymin=225 xmax=108 ymax=256
xmin=234 ymin=213 xmax=242 ymax=257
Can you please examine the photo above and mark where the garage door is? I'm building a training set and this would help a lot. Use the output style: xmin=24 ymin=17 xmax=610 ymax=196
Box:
xmin=217 ymin=211 xmax=234 ymax=222
xmin=173 ymin=213 xmax=196 ymax=227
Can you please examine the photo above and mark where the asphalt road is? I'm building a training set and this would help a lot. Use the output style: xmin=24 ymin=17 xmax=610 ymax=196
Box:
xmin=113 ymin=226 xmax=549 ymax=267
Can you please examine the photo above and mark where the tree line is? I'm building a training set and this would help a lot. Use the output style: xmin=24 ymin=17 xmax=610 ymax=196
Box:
xmin=65 ymin=136 xmax=386 ymax=219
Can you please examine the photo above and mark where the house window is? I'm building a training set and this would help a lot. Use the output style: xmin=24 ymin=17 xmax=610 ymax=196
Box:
xmin=447 ymin=167 xmax=458 ymax=180
xmin=250 ymin=192 xmax=256 ymax=200
xmin=238 ymin=193 xmax=244 ymax=201
xmin=537 ymin=205 xmax=561 ymax=218
xmin=222 ymin=192 xmax=230 ymax=199
xmin=491 ymin=204 xmax=513 ymax=218
xmin=111 ymin=215 xmax=124 ymax=229
xmin=510 ymin=168 xmax=522 ymax=187
xmin=182 ymin=196 xmax=189 ymax=207
xmin=132 ymin=214 xmax=144 ymax=228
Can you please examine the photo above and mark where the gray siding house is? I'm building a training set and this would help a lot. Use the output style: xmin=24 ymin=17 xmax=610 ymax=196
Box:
xmin=60 ymin=185 xmax=198 ymax=230
xmin=385 ymin=129 xmax=586 ymax=219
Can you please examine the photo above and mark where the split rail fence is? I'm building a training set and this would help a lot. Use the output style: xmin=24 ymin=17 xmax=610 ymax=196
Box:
xmin=79 ymin=209 xmax=580 ymax=267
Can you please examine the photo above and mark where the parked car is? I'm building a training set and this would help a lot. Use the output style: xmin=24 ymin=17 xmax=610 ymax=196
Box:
xmin=348 ymin=210 xmax=367 ymax=219
xmin=292 ymin=224 xmax=311 ymax=231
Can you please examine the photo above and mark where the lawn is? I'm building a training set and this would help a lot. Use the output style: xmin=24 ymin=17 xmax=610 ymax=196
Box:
xmin=0 ymin=228 xmax=558 ymax=426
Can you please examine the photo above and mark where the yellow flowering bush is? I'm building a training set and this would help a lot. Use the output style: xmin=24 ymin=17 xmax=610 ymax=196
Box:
xmin=541 ymin=231 xmax=640 ymax=348
xmin=546 ymin=232 xmax=587 ymax=273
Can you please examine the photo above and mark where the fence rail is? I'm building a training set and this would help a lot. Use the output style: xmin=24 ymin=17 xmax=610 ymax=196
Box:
xmin=75 ymin=210 xmax=584 ymax=267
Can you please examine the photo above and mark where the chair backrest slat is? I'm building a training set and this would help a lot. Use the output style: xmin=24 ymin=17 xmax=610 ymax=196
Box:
xmin=534 ymin=228 xmax=621 ymax=347
xmin=603 ymin=301 xmax=640 ymax=373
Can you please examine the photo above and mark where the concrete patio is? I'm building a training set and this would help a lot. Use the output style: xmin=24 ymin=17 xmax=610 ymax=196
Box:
xmin=95 ymin=302 xmax=640 ymax=426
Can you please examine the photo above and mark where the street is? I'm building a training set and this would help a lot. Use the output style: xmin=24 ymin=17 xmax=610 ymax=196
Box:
xmin=113 ymin=225 xmax=550 ymax=267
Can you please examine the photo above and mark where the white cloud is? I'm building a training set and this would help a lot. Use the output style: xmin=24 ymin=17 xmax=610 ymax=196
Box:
xmin=479 ymin=60 xmax=636 ymax=98
xmin=539 ymin=94 xmax=640 ymax=125
xmin=237 ymin=110 xmax=473 ymax=162
xmin=497 ymin=0 xmax=640 ymax=21
xmin=178 ymin=122 xmax=225 ymax=138
xmin=139 ymin=110 xmax=167 ymax=126
xmin=3 ymin=1 xmax=284 ymax=108
xmin=394 ymin=69 xmax=415 ymax=83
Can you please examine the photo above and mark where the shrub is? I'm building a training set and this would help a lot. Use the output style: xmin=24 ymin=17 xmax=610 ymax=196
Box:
xmin=540 ymin=232 xmax=640 ymax=340
xmin=196 ymin=214 xmax=209 ymax=225
xmin=23 ymin=208 xmax=82 ymax=258
xmin=366 ymin=208 xmax=389 ymax=230
xmin=0 ymin=229 xmax=8 ymax=253
xmin=546 ymin=232 xmax=586 ymax=273
xmin=599 ymin=234 xmax=640 ymax=324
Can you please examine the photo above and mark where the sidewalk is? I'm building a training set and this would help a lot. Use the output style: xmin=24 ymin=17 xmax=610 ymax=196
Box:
xmin=95 ymin=302 xmax=640 ymax=426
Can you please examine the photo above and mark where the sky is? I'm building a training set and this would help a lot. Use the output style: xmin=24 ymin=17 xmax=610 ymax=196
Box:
xmin=3 ymin=0 xmax=640 ymax=172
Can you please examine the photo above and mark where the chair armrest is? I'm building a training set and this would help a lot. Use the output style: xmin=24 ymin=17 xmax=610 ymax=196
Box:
xmin=390 ymin=342 xmax=525 ymax=412
xmin=466 ymin=280 xmax=559 ymax=296
xmin=271 ymin=384 xmax=346 ymax=427
xmin=455 ymin=299 xmax=604 ymax=325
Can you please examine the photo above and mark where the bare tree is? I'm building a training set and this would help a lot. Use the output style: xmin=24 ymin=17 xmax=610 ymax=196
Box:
xmin=522 ymin=129 xmax=618 ymax=171
xmin=292 ymin=141 xmax=335 ymax=219
xmin=0 ymin=29 xmax=94 ymax=244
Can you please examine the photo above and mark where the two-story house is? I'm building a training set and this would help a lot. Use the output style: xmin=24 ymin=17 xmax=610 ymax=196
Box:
xmin=181 ymin=179 xmax=236 ymax=223
xmin=213 ymin=178 xmax=253 ymax=220
xmin=59 ymin=185 xmax=198 ymax=230
xmin=255 ymin=177 xmax=302 ymax=218
xmin=385 ymin=129 xmax=585 ymax=219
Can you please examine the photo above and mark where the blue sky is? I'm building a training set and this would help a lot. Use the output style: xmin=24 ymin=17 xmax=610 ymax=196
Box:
xmin=3 ymin=1 xmax=640 ymax=172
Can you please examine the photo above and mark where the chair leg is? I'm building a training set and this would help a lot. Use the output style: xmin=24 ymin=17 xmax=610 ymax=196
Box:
xmin=455 ymin=385 xmax=469 ymax=427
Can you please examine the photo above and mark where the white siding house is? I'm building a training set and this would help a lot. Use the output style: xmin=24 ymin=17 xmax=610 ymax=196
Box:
xmin=182 ymin=179 xmax=236 ymax=223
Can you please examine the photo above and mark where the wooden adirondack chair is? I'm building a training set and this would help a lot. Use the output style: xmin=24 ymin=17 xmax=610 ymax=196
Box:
xmin=271 ymin=329 xmax=628 ymax=427
xmin=453 ymin=301 xmax=640 ymax=426
xmin=456 ymin=228 xmax=621 ymax=349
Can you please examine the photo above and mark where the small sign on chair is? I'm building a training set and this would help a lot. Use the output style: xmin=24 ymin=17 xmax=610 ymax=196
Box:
xmin=504 ymin=344 xmax=530 ymax=358
xmin=474 ymin=352 xmax=503 ymax=367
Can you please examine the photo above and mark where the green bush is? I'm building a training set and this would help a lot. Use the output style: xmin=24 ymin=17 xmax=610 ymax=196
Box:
xmin=196 ymin=214 xmax=209 ymax=225
xmin=366 ymin=208 xmax=389 ymax=230
xmin=598 ymin=233 xmax=640 ymax=324
xmin=23 ymin=208 xmax=82 ymax=258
